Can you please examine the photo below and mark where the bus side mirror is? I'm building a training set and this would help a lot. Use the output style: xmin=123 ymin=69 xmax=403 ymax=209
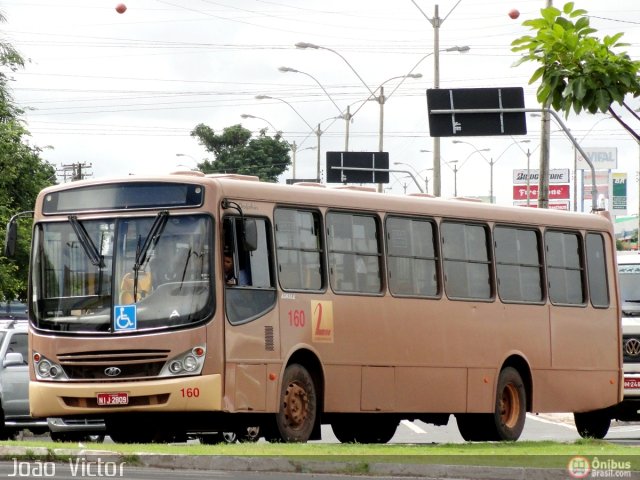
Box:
xmin=242 ymin=219 xmax=258 ymax=252
xmin=3 ymin=220 xmax=17 ymax=258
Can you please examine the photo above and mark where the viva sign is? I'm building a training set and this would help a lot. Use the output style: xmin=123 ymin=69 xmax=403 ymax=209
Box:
xmin=576 ymin=147 xmax=617 ymax=170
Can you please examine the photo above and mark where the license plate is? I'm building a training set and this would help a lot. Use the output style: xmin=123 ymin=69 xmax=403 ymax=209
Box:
xmin=624 ymin=378 xmax=640 ymax=389
xmin=97 ymin=392 xmax=129 ymax=406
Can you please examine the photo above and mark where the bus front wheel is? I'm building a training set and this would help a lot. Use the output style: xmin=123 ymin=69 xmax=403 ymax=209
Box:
xmin=574 ymin=410 xmax=611 ymax=439
xmin=274 ymin=363 xmax=317 ymax=443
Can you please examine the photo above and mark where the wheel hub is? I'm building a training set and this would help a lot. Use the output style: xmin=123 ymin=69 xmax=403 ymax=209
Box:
xmin=284 ymin=381 xmax=308 ymax=428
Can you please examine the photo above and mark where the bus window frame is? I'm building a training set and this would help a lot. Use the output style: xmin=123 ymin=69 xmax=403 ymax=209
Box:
xmin=223 ymin=214 xmax=278 ymax=326
xmin=440 ymin=219 xmax=495 ymax=303
xmin=273 ymin=206 xmax=326 ymax=294
xmin=384 ymin=213 xmax=441 ymax=299
xmin=493 ymin=223 xmax=546 ymax=306
xmin=544 ymin=228 xmax=588 ymax=308
xmin=325 ymin=209 xmax=385 ymax=297
xmin=585 ymin=230 xmax=611 ymax=309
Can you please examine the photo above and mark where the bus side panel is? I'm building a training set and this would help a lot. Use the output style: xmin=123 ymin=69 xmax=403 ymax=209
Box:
xmin=466 ymin=368 xmax=496 ymax=413
xmin=395 ymin=366 xmax=467 ymax=412
xmin=323 ymin=365 xmax=361 ymax=412
xmin=533 ymin=369 xmax=620 ymax=412
xmin=548 ymin=306 xmax=620 ymax=411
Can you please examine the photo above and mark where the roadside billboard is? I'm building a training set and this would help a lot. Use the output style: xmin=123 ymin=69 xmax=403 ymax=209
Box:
xmin=576 ymin=147 xmax=617 ymax=170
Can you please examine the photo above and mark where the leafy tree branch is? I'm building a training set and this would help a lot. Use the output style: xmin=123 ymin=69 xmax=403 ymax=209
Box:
xmin=511 ymin=1 xmax=640 ymax=141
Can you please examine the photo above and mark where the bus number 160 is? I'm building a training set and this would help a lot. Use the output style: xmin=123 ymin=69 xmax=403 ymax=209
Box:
xmin=180 ymin=387 xmax=200 ymax=398
xmin=288 ymin=309 xmax=306 ymax=327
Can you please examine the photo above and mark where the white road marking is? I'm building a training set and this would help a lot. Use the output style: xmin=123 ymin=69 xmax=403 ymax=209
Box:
xmin=526 ymin=413 xmax=575 ymax=429
xmin=401 ymin=419 xmax=427 ymax=434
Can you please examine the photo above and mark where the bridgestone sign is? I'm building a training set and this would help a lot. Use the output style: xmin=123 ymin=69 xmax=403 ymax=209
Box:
xmin=512 ymin=169 xmax=570 ymax=185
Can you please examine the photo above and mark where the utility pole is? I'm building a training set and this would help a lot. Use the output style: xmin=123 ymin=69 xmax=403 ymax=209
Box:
xmin=538 ymin=0 xmax=553 ymax=209
xmin=58 ymin=162 xmax=93 ymax=183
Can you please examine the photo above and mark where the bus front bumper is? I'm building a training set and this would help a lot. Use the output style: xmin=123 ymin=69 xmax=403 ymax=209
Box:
xmin=30 ymin=373 xmax=222 ymax=418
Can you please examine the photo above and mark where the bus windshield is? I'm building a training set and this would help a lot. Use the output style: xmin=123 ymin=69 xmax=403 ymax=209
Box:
xmin=31 ymin=214 xmax=213 ymax=333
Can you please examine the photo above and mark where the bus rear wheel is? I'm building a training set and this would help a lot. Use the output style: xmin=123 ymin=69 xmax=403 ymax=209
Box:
xmin=274 ymin=364 xmax=317 ymax=442
xmin=493 ymin=367 xmax=526 ymax=441
xmin=331 ymin=415 xmax=398 ymax=444
xmin=456 ymin=367 xmax=526 ymax=441
xmin=574 ymin=410 xmax=611 ymax=439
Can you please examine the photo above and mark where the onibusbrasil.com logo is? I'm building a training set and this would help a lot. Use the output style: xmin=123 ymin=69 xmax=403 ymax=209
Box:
xmin=567 ymin=456 xmax=633 ymax=478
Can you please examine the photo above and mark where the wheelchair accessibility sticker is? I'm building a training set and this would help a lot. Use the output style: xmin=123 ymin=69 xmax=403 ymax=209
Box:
xmin=114 ymin=305 xmax=137 ymax=331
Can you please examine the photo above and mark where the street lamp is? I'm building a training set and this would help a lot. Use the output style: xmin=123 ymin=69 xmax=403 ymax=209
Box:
xmin=395 ymin=45 xmax=470 ymax=198
xmin=255 ymin=94 xmax=325 ymax=182
xmin=241 ymin=113 xmax=304 ymax=178
xmin=175 ymin=153 xmax=198 ymax=171
xmin=446 ymin=160 xmax=460 ymax=197
xmin=278 ymin=66 xmax=351 ymax=151
xmin=452 ymin=141 xmax=494 ymax=201
xmin=394 ymin=161 xmax=432 ymax=194
xmin=410 ymin=0 xmax=467 ymax=199
xmin=240 ymin=113 xmax=281 ymax=134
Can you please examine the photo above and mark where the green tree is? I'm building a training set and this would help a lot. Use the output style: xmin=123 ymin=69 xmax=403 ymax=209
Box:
xmin=191 ymin=124 xmax=291 ymax=182
xmin=511 ymin=2 xmax=640 ymax=141
xmin=0 ymin=12 xmax=56 ymax=301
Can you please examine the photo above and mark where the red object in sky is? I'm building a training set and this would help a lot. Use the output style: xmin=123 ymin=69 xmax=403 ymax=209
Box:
xmin=508 ymin=8 xmax=520 ymax=19
xmin=115 ymin=3 xmax=127 ymax=14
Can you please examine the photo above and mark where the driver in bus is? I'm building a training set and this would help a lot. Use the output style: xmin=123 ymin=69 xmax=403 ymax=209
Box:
xmin=224 ymin=250 xmax=248 ymax=286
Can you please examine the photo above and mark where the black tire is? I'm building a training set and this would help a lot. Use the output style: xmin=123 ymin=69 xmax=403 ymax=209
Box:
xmin=198 ymin=432 xmax=225 ymax=445
xmin=50 ymin=431 xmax=70 ymax=442
xmin=455 ymin=413 xmax=493 ymax=441
xmin=574 ymin=410 xmax=611 ymax=439
xmin=238 ymin=426 xmax=260 ymax=443
xmin=106 ymin=418 xmax=169 ymax=443
xmin=353 ymin=418 xmax=398 ymax=444
xmin=492 ymin=367 xmax=526 ymax=441
xmin=331 ymin=422 xmax=357 ymax=443
xmin=0 ymin=408 xmax=16 ymax=441
xmin=86 ymin=434 xmax=106 ymax=443
xmin=456 ymin=367 xmax=526 ymax=442
xmin=222 ymin=431 xmax=237 ymax=443
xmin=332 ymin=416 xmax=397 ymax=444
xmin=274 ymin=363 xmax=317 ymax=442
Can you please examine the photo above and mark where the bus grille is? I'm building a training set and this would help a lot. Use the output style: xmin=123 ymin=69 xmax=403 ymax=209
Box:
xmin=62 ymin=362 xmax=165 ymax=380
xmin=57 ymin=349 xmax=170 ymax=380
xmin=623 ymin=336 xmax=640 ymax=363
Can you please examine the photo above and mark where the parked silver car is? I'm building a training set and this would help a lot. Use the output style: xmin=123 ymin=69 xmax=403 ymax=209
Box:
xmin=0 ymin=319 xmax=48 ymax=438
xmin=0 ymin=317 xmax=106 ymax=442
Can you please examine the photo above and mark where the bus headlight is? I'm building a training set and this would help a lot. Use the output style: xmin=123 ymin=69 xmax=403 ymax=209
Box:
xmin=159 ymin=346 xmax=206 ymax=377
xmin=33 ymin=352 xmax=68 ymax=380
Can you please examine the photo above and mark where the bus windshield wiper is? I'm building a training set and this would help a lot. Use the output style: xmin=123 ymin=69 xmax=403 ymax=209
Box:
xmin=68 ymin=216 xmax=104 ymax=268
xmin=130 ymin=211 xmax=169 ymax=302
xmin=134 ymin=210 xmax=169 ymax=271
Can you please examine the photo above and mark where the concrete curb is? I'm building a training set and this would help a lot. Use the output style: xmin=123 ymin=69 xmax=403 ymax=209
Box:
xmin=0 ymin=446 xmax=574 ymax=479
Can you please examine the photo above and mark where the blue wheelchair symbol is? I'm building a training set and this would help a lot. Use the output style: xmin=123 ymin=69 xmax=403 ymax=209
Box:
xmin=114 ymin=305 xmax=137 ymax=331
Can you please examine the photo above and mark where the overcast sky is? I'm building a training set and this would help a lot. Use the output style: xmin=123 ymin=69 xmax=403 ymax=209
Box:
xmin=3 ymin=0 xmax=640 ymax=207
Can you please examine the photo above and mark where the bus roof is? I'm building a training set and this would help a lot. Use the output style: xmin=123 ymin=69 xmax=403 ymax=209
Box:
xmin=37 ymin=172 xmax=612 ymax=232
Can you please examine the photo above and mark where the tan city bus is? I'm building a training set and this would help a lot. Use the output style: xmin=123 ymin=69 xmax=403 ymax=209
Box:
xmin=11 ymin=172 xmax=622 ymax=443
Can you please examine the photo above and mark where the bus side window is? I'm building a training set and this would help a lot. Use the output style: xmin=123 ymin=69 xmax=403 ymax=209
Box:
xmin=545 ymin=230 xmax=585 ymax=305
xmin=327 ymin=212 xmax=382 ymax=294
xmin=275 ymin=208 xmax=323 ymax=291
xmin=224 ymin=216 xmax=276 ymax=324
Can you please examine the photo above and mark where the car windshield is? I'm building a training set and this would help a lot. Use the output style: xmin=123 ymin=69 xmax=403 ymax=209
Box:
xmin=31 ymin=214 xmax=213 ymax=333
xmin=618 ymin=263 xmax=640 ymax=303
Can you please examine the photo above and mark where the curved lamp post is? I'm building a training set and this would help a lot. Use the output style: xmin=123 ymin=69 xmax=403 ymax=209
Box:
xmin=278 ymin=66 xmax=350 ymax=150
xmin=255 ymin=94 xmax=325 ymax=181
